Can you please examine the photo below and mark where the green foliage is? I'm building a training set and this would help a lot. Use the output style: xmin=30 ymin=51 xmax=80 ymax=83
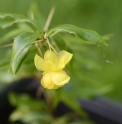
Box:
xmin=48 ymin=24 xmax=107 ymax=45
xmin=9 ymin=92 xmax=94 ymax=124
xmin=0 ymin=0 xmax=119 ymax=123
xmin=53 ymin=34 xmax=66 ymax=50
xmin=9 ymin=93 xmax=52 ymax=124
xmin=0 ymin=12 xmax=105 ymax=75
xmin=28 ymin=1 xmax=46 ymax=27
xmin=10 ymin=32 xmax=40 ymax=74
xmin=0 ymin=13 xmax=43 ymax=32
xmin=9 ymin=92 xmax=44 ymax=110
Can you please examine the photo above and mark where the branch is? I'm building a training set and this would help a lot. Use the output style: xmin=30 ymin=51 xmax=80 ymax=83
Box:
xmin=44 ymin=6 xmax=55 ymax=31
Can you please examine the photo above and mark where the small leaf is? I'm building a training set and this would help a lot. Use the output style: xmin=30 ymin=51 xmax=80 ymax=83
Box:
xmin=48 ymin=24 xmax=107 ymax=45
xmin=0 ymin=28 xmax=23 ymax=44
xmin=0 ymin=13 xmax=43 ymax=32
xmin=11 ymin=32 xmax=40 ymax=74
xmin=28 ymin=1 xmax=46 ymax=27
xmin=0 ymin=13 xmax=24 ymax=19
xmin=53 ymin=34 xmax=66 ymax=50
xmin=9 ymin=92 xmax=44 ymax=110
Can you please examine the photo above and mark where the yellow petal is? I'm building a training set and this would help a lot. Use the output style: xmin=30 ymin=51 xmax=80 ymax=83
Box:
xmin=52 ymin=84 xmax=59 ymax=89
xmin=34 ymin=54 xmax=47 ymax=71
xmin=41 ymin=72 xmax=54 ymax=89
xmin=52 ymin=70 xmax=70 ymax=85
xmin=34 ymin=54 xmax=58 ymax=72
xmin=44 ymin=50 xmax=58 ymax=65
xmin=58 ymin=50 xmax=73 ymax=66
xmin=52 ymin=83 xmax=64 ymax=89
xmin=45 ymin=60 xmax=57 ymax=71
xmin=41 ymin=72 xmax=63 ymax=89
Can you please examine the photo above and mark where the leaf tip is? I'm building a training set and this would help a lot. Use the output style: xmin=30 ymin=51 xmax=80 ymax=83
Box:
xmin=102 ymin=39 xmax=108 ymax=46
xmin=12 ymin=65 xmax=17 ymax=75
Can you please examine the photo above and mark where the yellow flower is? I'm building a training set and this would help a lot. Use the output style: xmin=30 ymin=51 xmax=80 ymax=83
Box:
xmin=34 ymin=50 xmax=73 ymax=89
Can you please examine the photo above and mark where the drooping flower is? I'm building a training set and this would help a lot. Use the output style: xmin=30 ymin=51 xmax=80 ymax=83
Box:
xmin=34 ymin=50 xmax=73 ymax=89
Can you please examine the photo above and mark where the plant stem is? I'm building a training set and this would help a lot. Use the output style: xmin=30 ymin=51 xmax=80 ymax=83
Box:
xmin=44 ymin=6 xmax=55 ymax=31
xmin=35 ymin=42 xmax=43 ymax=57
xmin=1 ymin=43 xmax=13 ymax=48
xmin=47 ymin=38 xmax=57 ymax=54
xmin=32 ymin=39 xmax=43 ymax=44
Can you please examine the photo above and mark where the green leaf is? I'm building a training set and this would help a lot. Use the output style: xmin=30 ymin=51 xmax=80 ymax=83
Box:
xmin=48 ymin=24 xmax=107 ymax=45
xmin=0 ymin=13 xmax=25 ymax=19
xmin=0 ymin=13 xmax=43 ymax=32
xmin=53 ymin=34 xmax=66 ymax=50
xmin=9 ymin=92 xmax=44 ymax=110
xmin=10 ymin=32 xmax=40 ymax=74
xmin=22 ymin=112 xmax=52 ymax=124
xmin=0 ymin=28 xmax=23 ymax=44
xmin=28 ymin=1 xmax=46 ymax=27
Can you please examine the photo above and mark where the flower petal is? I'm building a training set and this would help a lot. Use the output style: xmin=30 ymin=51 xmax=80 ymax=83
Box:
xmin=34 ymin=54 xmax=58 ymax=72
xmin=41 ymin=72 xmax=54 ymax=89
xmin=52 ymin=84 xmax=64 ymax=89
xmin=44 ymin=50 xmax=58 ymax=65
xmin=52 ymin=84 xmax=59 ymax=89
xmin=45 ymin=60 xmax=57 ymax=71
xmin=52 ymin=70 xmax=70 ymax=85
xmin=34 ymin=54 xmax=46 ymax=71
xmin=41 ymin=72 xmax=63 ymax=89
xmin=58 ymin=50 xmax=73 ymax=65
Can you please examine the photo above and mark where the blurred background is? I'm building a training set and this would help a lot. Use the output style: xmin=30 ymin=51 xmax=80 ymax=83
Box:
xmin=0 ymin=0 xmax=122 ymax=123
